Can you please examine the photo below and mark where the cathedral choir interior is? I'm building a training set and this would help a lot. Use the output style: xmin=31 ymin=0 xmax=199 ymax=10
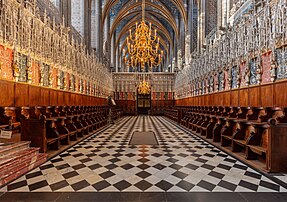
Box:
xmin=0 ymin=0 xmax=287 ymax=201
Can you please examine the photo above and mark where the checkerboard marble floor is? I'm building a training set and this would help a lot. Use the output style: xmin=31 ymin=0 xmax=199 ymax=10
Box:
xmin=1 ymin=116 xmax=287 ymax=193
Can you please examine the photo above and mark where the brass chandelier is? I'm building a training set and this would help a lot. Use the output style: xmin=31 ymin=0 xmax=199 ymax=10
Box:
xmin=123 ymin=0 xmax=163 ymax=71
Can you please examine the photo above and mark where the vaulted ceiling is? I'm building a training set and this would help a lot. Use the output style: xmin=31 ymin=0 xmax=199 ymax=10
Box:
xmin=102 ymin=0 xmax=188 ymax=64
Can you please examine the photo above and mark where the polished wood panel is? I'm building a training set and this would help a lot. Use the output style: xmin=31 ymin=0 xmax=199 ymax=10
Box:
xmin=249 ymin=86 xmax=260 ymax=106
xmin=15 ymin=83 xmax=29 ymax=107
xmin=50 ymin=90 xmax=58 ymax=105
xmin=230 ymin=90 xmax=239 ymax=106
xmin=261 ymin=85 xmax=273 ymax=107
xmin=176 ymin=80 xmax=287 ymax=107
xmin=0 ymin=80 xmax=107 ymax=107
xmin=41 ymin=88 xmax=50 ymax=106
xmin=29 ymin=85 xmax=41 ymax=106
xmin=0 ymin=80 xmax=14 ymax=106
xmin=274 ymin=82 xmax=287 ymax=107
xmin=239 ymin=89 xmax=249 ymax=106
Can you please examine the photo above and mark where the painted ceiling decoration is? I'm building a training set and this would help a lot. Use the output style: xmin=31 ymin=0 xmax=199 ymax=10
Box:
xmin=109 ymin=2 xmax=179 ymax=38
xmin=103 ymin=0 xmax=187 ymax=71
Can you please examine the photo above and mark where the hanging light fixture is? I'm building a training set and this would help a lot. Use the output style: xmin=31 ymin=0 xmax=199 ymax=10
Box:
xmin=123 ymin=0 xmax=163 ymax=71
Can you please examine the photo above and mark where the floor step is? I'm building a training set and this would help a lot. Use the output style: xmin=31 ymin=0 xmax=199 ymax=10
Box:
xmin=0 ymin=153 xmax=47 ymax=187
xmin=0 ymin=141 xmax=31 ymax=157
xmin=0 ymin=147 xmax=39 ymax=167
xmin=0 ymin=148 xmax=40 ymax=179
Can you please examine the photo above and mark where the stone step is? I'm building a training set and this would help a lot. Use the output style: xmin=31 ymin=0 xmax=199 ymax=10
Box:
xmin=0 ymin=147 xmax=39 ymax=167
xmin=0 ymin=148 xmax=40 ymax=179
xmin=0 ymin=141 xmax=31 ymax=157
xmin=0 ymin=153 xmax=47 ymax=187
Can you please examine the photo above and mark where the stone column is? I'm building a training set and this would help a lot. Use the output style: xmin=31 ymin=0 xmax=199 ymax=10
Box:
xmin=110 ymin=32 xmax=116 ymax=70
xmin=60 ymin=0 xmax=71 ymax=27
xmin=179 ymin=16 xmax=185 ymax=60
xmin=91 ymin=0 xmax=103 ymax=59
xmin=187 ymin=0 xmax=193 ymax=52
xmin=173 ymin=31 xmax=178 ymax=72
xmin=115 ymin=46 xmax=119 ymax=72
xmin=104 ymin=14 xmax=111 ymax=67
xmin=197 ymin=0 xmax=205 ymax=53
xmin=84 ymin=0 xmax=92 ymax=51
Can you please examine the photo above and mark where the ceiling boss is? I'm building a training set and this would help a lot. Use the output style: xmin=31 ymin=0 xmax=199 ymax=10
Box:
xmin=123 ymin=0 xmax=163 ymax=71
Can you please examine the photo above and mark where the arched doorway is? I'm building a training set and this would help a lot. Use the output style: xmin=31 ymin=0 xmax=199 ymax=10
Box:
xmin=137 ymin=81 xmax=151 ymax=115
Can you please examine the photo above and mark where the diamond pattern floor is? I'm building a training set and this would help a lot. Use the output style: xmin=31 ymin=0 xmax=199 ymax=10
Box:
xmin=1 ymin=116 xmax=286 ymax=192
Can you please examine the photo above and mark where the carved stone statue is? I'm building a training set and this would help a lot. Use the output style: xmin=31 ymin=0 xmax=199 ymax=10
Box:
xmin=256 ymin=62 xmax=262 ymax=84
xmin=178 ymin=50 xmax=182 ymax=70
xmin=270 ymin=58 xmax=277 ymax=82
xmin=172 ymin=57 xmax=176 ymax=72
xmin=244 ymin=67 xmax=250 ymax=86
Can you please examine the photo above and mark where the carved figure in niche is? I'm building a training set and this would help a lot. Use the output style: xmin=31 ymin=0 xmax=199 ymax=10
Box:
xmin=227 ymin=68 xmax=232 ymax=89
xmin=270 ymin=57 xmax=277 ymax=82
xmin=256 ymin=61 xmax=262 ymax=84
xmin=27 ymin=58 xmax=33 ymax=84
xmin=14 ymin=53 xmax=28 ymax=82
xmin=244 ymin=67 xmax=250 ymax=86
xmin=40 ymin=64 xmax=51 ymax=87
xmin=214 ymin=74 xmax=218 ymax=92
xmin=209 ymin=76 xmax=214 ymax=93
xmin=58 ymin=70 xmax=65 ymax=89
xmin=172 ymin=58 xmax=176 ymax=71
xmin=70 ymin=75 xmax=75 ymax=91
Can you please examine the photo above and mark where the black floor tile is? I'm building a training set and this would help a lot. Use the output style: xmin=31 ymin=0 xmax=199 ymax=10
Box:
xmin=136 ymin=171 xmax=152 ymax=179
xmin=259 ymin=180 xmax=280 ymax=192
xmin=99 ymin=170 xmax=116 ymax=179
xmin=114 ymin=180 xmax=132 ymax=191
xmin=155 ymin=180 xmax=173 ymax=191
xmin=56 ymin=163 xmax=70 ymax=170
xmin=134 ymin=180 xmax=153 ymax=191
xmin=25 ymin=171 xmax=43 ymax=179
xmin=185 ymin=163 xmax=199 ymax=170
xmin=176 ymin=180 xmax=195 ymax=191
xmin=28 ymin=180 xmax=49 ymax=191
xmin=218 ymin=180 xmax=237 ymax=191
xmin=71 ymin=180 xmax=90 ymax=191
xmin=239 ymin=180 xmax=258 ymax=191
xmin=197 ymin=180 xmax=216 ymax=191
xmin=50 ymin=180 xmax=70 ymax=191
xmin=89 ymin=163 xmax=102 ymax=170
xmin=172 ymin=171 xmax=188 ymax=179
xmin=72 ymin=164 xmax=86 ymax=170
xmin=244 ymin=171 xmax=262 ymax=180
xmin=63 ymin=171 xmax=79 ymax=179
xmin=92 ymin=180 xmax=111 ymax=191
xmin=208 ymin=171 xmax=225 ymax=179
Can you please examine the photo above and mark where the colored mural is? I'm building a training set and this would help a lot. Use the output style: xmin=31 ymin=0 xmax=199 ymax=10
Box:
xmin=261 ymin=52 xmax=272 ymax=83
xmin=0 ymin=45 xmax=13 ymax=81
xmin=31 ymin=60 xmax=40 ymax=85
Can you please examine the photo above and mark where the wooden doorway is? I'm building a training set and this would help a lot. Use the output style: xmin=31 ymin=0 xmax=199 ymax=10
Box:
xmin=137 ymin=92 xmax=151 ymax=114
